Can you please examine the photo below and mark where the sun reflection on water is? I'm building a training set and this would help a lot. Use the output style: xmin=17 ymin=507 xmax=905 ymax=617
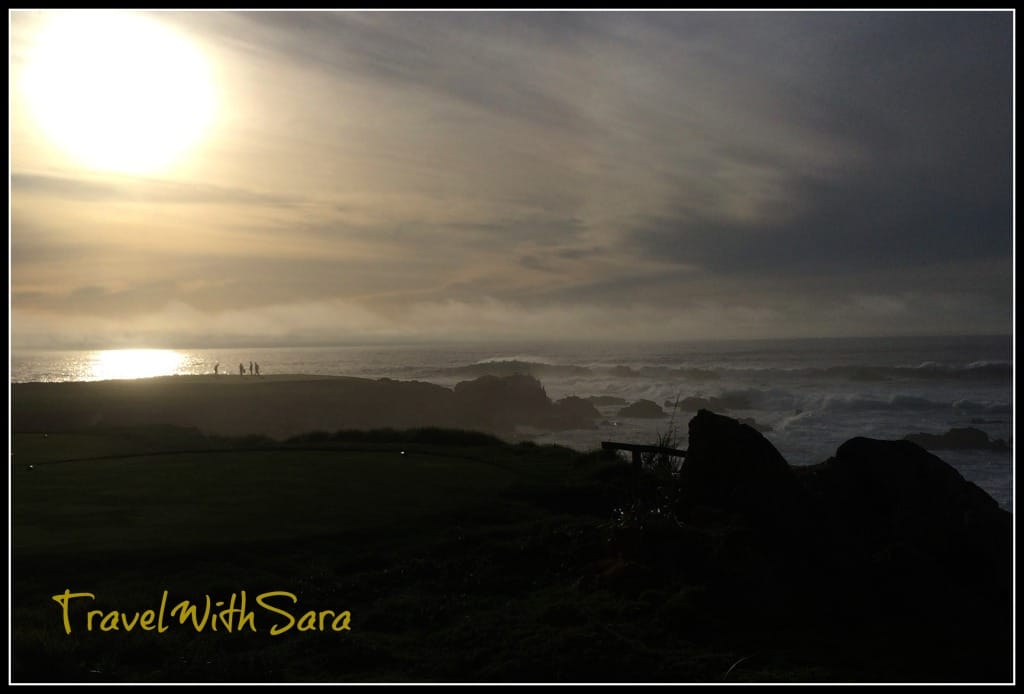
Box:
xmin=88 ymin=349 xmax=186 ymax=381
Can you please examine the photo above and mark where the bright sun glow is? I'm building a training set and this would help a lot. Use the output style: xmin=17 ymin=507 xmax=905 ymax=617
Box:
xmin=89 ymin=349 xmax=185 ymax=381
xmin=20 ymin=11 xmax=217 ymax=175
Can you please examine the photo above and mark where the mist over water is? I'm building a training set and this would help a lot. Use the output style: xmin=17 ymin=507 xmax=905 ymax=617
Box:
xmin=12 ymin=335 xmax=1013 ymax=510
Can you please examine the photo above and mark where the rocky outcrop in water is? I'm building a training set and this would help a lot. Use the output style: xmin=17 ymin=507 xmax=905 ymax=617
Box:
xmin=552 ymin=396 xmax=602 ymax=429
xmin=587 ymin=396 xmax=628 ymax=407
xmin=617 ymin=399 xmax=666 ymax=418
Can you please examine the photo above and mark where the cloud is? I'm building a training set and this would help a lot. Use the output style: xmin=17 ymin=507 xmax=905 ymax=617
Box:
xmin=7 ymin=296 xmax=796 ymax=348
xmin=625 ymin=171 xmax=1011 ymax=277
xmin=11 ymin=172 xmax=302 ymax=206
xmin=14 ymin=286 xmax=1007 ymax=351
xmin=9 ymin=11 xmax=1013 ymax=344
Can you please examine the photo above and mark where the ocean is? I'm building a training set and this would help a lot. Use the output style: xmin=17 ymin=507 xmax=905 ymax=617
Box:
xmin=10 ymin=334 xmax=1014 ymax=511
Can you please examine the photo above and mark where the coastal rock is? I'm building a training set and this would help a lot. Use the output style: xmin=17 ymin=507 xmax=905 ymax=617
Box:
xmin=587 ymin=395 xmax=628 ymax=407
xmin=904 ymin=426 xmax=1008 ymax=451
xmin=678 ymin=409 xmax=805 ymax=524
xmin=551 ymin=396 xmax=601 ymax=429
xmin=452 ymin=374 xmax=602 ymax=432
xmin=452 ymin=374 xmax=556 ymax=431
xmin=816 ymin=437 xmax=1003 ymax=531
xmin=617 ymin=399 xmax=666 ymax=418
xmin=670 ymin=411 xmax=1011 ymax=661
xmin=675 ymin=396 xmax=718 ymax=411
xmin=738 ymin=417 xmax=773 ymax=433
xmin=670 ymin=391 xmax=756 ymax=413
xmin=673 ymin=412 xmax=1009 ymax=567
xmin=798 ymin=437 xmax=1011 ymax=594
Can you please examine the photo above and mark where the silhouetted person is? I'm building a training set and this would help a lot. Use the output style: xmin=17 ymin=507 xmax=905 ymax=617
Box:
xmin=255 ymin=362 xmax=260 ymax=376
xmin=250 ymin=361 xmax=254 ymax=375
xmin=239 ymin=363 xmax=245 ymax=376
xmin=214 ymin=362 xmax=219 ymax=375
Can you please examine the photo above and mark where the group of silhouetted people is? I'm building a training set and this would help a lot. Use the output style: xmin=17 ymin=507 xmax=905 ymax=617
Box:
xmin=213 ymin=361 xmax=261 ymax=376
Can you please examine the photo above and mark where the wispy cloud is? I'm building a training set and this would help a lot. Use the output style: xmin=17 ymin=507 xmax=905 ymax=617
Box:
xmin=12 ymin=172 xmax=303 ymax=206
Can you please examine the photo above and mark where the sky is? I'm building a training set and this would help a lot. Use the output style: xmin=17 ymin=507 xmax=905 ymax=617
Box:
xmin=9 ymin=10 xmax=1014 ymax=348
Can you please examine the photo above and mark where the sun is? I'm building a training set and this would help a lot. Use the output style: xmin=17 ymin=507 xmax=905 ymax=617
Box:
xmin=19 ymin=11 xmax=218 ymax=176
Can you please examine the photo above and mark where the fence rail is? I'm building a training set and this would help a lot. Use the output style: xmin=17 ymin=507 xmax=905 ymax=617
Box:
xmin=601 ymin=441 xmax=687 ymax=469
xmin=601 ymin=441 xmax=687 ymax=504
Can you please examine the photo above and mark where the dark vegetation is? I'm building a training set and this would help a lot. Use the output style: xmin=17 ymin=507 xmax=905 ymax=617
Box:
xmin=11 ymin=395 xmax=1012 ymax=683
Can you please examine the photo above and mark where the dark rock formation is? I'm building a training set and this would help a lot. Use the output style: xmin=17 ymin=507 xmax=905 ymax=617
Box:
xmin=660 ymin=410 xmax=1012 ymax=681
xmin=797 ymin=436 xmax=1012 ymax=647
xmin=617 ymin=399 xmax=666 ymax=418
xmin=678 ymin=409 xmax=807 ymax=526
xmin=551 ymin=396 xmax=601 ymax=429
xmin=669 ymin=392 xmax=756 ymax=413
xmin=676 ymin=412 xmax=1010 ymax=572
xmin=587 ymin=395 xmax=628 ymax=407
xmin=738 ymin=417 xmax=773 ymax=433
xmin=905 ymin=426 xmax=1009 ymax=451
xmin=675 ymin=396 xmax=718 ymax=411
xmin=453 ymin=373 xmax=553 ymax=431
xmin=814 ymin=437 xmax=1008 ymax=551
xmin=451 ymin=374 xmax=602 ymax=432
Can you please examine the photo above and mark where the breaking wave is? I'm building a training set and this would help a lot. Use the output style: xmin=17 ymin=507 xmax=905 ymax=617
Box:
xmin=429 ymin=359 xmax=1010 ymax=383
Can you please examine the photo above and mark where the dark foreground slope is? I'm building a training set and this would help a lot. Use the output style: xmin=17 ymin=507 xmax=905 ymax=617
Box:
xmin=10 ymin=402 xmax=1013 ymax=683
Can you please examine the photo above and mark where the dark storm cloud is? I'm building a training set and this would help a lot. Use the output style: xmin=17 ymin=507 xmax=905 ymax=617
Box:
xmin=624 ymin=11 xmax=1011 ymax=278
xmin=628 ymin=171 xmax=1010 ymax=275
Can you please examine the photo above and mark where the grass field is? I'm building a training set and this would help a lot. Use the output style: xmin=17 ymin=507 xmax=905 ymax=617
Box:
xmin=13 ymin=427 xmax=664 ymax=683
